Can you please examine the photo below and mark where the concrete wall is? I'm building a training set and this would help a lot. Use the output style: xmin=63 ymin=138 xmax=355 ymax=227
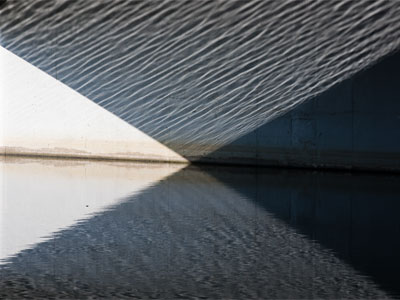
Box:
xmin=0 ymin=47 xmax=187 ymax=164
xmin=201 ymin=51 xmax=400 ymax=172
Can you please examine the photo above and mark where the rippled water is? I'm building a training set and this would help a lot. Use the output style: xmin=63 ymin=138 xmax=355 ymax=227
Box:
xmin=1 ymin=0 xmax=400 ymax=155
xmin=1 ymin=156 xmax=400 ymax=299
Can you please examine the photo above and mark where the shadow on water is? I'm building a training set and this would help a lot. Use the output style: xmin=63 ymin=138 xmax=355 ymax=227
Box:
xmin=1 ymin=157 xmax=400 ymax=299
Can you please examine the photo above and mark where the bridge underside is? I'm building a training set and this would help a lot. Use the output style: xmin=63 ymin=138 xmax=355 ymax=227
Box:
xmin=1 ymin=0 xmax=400 ymax=171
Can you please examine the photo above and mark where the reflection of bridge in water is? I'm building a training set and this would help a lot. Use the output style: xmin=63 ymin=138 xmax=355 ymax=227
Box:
xmin=1 ymin=0 xmax=400 ymax=171
xmin=1 ymin=157 xmax=400 ymax=298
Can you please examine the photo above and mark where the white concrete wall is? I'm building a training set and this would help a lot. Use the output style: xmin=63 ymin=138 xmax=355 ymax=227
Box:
xmin=0 ymin=47 xmax=187 ymax=163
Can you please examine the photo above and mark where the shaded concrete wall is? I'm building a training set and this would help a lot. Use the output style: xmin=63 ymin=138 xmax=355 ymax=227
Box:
xmin=202 ymin=51 xmax=400 ymax=172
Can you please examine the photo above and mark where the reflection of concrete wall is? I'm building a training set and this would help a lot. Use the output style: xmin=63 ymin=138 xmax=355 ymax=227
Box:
xmin=0 ymin=156 xmax=184 ymax=263
xmin=203 ymin=52 xmax=400 ymax=171
xmin=0 ymin=160 xmax=390 ymax=299
xmin=207 ymin=165 xmax=400 ymax=296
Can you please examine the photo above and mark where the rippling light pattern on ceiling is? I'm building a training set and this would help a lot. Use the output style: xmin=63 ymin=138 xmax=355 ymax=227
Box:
xmin=1 ymin=0 xmax=400 ymax=155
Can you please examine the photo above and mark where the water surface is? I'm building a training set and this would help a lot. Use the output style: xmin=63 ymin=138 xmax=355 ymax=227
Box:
xmin=1 ymin=156 xmax=399 ymax=299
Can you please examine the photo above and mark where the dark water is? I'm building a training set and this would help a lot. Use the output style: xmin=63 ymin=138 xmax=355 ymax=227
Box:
xmin=1 ymin=157 xmax=399 ymax=299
